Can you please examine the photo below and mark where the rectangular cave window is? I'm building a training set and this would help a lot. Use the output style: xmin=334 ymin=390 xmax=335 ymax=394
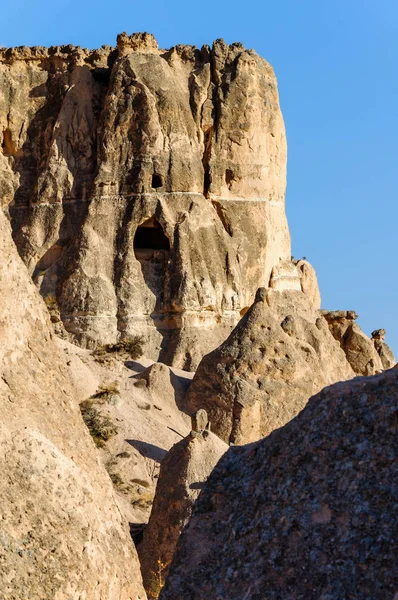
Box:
xmin=152 ymin=174 xmax=163 ymax=189
xmin=134 ymin=216 xmax=170 ymax=261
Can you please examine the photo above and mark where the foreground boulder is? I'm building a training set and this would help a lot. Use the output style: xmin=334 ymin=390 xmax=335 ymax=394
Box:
xmin=161 ymin=368 xmax=398 ymax=600
xmin=139 ymin=411 xmax=228 ymax=598
xmin=0 ymin=210 xmax=146 ymax=599
xmin=185 ymin=287 xmax=354 ymax=444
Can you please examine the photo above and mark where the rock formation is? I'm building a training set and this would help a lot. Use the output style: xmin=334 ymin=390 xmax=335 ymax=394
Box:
xmin=161 ymin=367 xmax=398 ymax=600
xmin=321 ymin=310 xmax=391 ymax=375
xmin=0 ymin=210 xmax=146 ymax=599
xmin=1 ymin=33 xmax=293 ymax=369
xmin=371 ymin=328 xmax=395 ymax=370
xmin=185 ymin=287 xmax=356 ymax=444
xmin=139 ymin=410 xmax=228 ymax=598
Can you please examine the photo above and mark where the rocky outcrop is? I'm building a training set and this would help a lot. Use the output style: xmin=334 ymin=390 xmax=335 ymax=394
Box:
xmin=371 ymin=328 xmax=395 ymax=369
xmin=0 ymin=210 xmax=146 ymax=599
xmin=139 ymin=411 xmax=228 ymax=598
xmin=322 ymin=310 xmax=395 ymax=375
xmin=185 ymin=288 xmax=354 ymax=444
xmin=161 ymin=368 xmax=398 ymax=600
xmin=1 ymin=33 xmax=291 ymax=369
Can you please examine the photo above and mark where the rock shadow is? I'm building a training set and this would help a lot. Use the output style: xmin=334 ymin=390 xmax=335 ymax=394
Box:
xmin=126 ymin=439 xmax=167 ymax=463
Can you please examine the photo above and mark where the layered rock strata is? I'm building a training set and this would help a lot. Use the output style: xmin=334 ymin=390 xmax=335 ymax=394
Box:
xmin=161 ymin=367 xmax=398 ymax=600
xmin=0 ymin=210 xmax=146 ymax=599
xmin=1 ymin=33 xmax=291 ymax=369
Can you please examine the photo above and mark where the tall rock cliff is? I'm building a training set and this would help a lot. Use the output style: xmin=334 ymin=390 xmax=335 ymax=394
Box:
xmin=0 ymin=209 xmax=146 ymax=599
xmin=1 ymin=33 xmax=291 ymax=369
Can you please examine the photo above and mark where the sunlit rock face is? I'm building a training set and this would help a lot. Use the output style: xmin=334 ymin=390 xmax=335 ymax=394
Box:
xmin=1 ymin=33 xmax=291 ymax=369
xmin=0 ymin=208 xmax=146 ymax=600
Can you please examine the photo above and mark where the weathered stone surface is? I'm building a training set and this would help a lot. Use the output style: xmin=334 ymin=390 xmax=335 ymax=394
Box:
xmin=185 ymin=288 xmax=354 ymax=444
xmin=294 ymin=258 xmax=321 ymax=309
xmin=139 ymin=427 xmax=227 ymax=598
xmin=1 ymin=33 xmax=290 ymax=369
xmin=323 ymin=310 xmax=385 ymax=375
xmin=0 ymin=210 xmax=146 ymax=599
xmin=371 ymin=328 xmax=396 ymax=370
xmin=161 ymin=368 xmax=398 ymax=600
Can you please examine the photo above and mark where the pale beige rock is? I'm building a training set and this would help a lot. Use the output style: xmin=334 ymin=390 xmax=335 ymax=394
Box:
xmin=185 ymin=288 xmax=354 ymax=444
xmin=1 ymin=34 xmax=290 ymax=369
xmin=139 ymin=427 xmax=228 ymax=598
xmin=269 ymin=259 xmax=301 ymax=292
xmin=294 ymin=259 xmax=321 ymax=309
xmin=0 ymin=210 xmax=146 ymax=600
xmin=57 ymin=347 xmax=193 ymax=527
xmin=322 ymin=311 xmax=384 ymax=375
xmin=371 ymin=328 xmax=396 ymax=370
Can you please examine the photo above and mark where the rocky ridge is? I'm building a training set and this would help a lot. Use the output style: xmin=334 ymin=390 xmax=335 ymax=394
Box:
xmin=161 ymin=367 xmax=398 ymax=600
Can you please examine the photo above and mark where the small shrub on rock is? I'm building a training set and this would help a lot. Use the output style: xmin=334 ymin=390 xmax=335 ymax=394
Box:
xmin=80 ymin=400 xmax=117 ymax=447
xmin=93 ymin=335 xmax=144 ymax=363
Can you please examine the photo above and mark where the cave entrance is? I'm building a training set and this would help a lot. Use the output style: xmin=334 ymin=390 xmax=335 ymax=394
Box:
xmin=32 ymin=241 xmax=64 ymax=297
xmin=134 ymin=216 xmax=170 ymax=261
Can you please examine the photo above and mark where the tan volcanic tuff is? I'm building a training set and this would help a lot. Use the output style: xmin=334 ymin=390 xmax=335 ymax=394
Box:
xmin=184 ymin=287 xmax=394 ymax=445
xmin=0 ymin=209 xmax=146 ymax=599
xmin=1 ymin=32 xmax=292 ymax=369
xmin=139 ymin=411 xmax=228 ymax=598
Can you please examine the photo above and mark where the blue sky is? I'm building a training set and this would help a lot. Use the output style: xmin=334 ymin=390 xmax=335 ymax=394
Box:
xmin=3 ymin=0 xmax=398 ymax=354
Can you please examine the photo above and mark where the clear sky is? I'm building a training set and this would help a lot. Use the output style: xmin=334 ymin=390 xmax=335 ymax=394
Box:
xmin=3 ymin=0 xmax=398 ymax=355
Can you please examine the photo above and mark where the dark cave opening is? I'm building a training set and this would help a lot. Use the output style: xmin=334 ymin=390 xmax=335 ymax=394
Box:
xmin=225 ymin=168 xmax=234 ymax=190
xmin=152 ymin=174 xmax=163 ymax=189
xmin=134 ymin=217 xmax=170 ymax=261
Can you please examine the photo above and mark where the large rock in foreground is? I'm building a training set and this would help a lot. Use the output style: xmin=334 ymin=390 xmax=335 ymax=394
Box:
xmin=139 ymin=415 xmax=228 ymax=598
xmin=0 ymin=210 xmax=146 ymax=599
xmin=161 ymin=368 xmax=398 ymax=600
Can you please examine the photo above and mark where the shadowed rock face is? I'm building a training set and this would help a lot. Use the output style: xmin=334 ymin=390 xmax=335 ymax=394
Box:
xmin=0 ymin=210 xmax=146 ymax=599
xmin=139 ymin=424 xmax=228 ymax=599
xmin=161 ymin=368 xmax=398 ymax=600
xmin=1 ymin=33 xmax=290 ymax=369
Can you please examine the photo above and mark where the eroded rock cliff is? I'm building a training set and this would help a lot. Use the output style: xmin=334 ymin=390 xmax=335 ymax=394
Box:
xmin=0 ymin=210 xmax=146 ymax=599
xmin=1 ymin=33 xmax=290 ymax=369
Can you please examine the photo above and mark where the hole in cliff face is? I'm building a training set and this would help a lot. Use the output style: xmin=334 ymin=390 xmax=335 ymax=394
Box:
xmin=32 ymin=242 xmax=64 ymax=296
xmin=202 ymin=127 xmax=213 ymax=198
xmin=152 ymin=174 xmax=163 ymax=189
xmin=134 ymin=217 xmax=170 ymax=261
xmin=34 ymin=243 xmax=64 ymax=274
xmin=2 ymin=129 xmax=20 ymax=158
xmin=134 ymin=217 xmax=170 ymax=317
xmin=203 ymin=168 xmax=211 ymax=198
xmin=225 ymin=169 xmax=234 ymax=190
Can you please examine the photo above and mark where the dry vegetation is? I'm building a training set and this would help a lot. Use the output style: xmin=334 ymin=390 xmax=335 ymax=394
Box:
xmin=92 ymin=336 xmax=144 ymax=364
xmin=80 ymin=399 xmax=118 ymax=448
